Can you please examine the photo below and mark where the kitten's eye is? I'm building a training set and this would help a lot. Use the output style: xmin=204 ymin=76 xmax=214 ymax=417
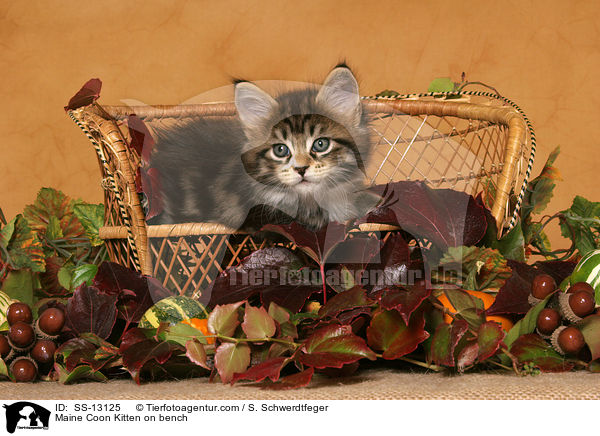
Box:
xmin=311 ymin=138 xmax=331 ymax=153
xmin=272 ymin=144 xmax=290 ymax=158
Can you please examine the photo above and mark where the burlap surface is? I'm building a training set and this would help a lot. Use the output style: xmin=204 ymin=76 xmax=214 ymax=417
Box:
xmin=1 ymin=370 xmax=598 ymax=400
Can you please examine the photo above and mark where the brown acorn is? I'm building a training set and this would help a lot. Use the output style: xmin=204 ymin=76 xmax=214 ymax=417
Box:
xmin=569 ymin=290 xmax=595 ymax=317
xmin=551 ymin=326 xmax=585 ymax=355
xmin=30 ymin=340 xmax=56 ymax=364
xmin=9 ymin=357 xmax=37 ymax=382
xmin=36 ymin=307 xmax=65 ymax=337
xmin=536 ymin=308 xmax=561 ymax=336
xmin=6 ymin=302 xmax=33 ymax=326
xmin=0 ymin=335 xmax=10 ymax=359
xmin=8 ymin=322 xmax=35 ymax=350
xmin=567 ymin=282 xmax=595 ymax=294
xmin=531 ymin=274 xmax=556 ymax=299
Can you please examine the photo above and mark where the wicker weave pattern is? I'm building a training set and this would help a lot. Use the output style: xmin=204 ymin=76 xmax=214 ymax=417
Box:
xmin=70 ymin=94 xmax=532 ymax=299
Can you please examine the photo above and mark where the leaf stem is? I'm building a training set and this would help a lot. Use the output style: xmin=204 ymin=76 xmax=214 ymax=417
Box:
xmin=217 ymin=334 xmax=299 ymax=348
xmin=397 ymin=355 xmax=443 ymax=372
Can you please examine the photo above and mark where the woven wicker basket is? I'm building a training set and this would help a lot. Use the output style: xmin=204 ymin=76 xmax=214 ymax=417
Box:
xmin=67 ymin=91 xmax=533 ymax=303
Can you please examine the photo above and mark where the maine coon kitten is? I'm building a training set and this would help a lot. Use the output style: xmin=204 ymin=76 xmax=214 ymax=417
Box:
xmin=150 ymin=64 xmax=378 ymax=231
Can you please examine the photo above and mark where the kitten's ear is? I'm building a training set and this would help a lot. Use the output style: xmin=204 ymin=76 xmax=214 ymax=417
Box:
xmin=316 ymin=67 xmax=361 ymax=121
xmin=234 ymin=81 xmax=278 ymax=129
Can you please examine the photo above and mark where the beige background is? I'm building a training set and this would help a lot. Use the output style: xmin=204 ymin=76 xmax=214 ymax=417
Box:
xmin=1 ymin=0 xmax=598 ymax=247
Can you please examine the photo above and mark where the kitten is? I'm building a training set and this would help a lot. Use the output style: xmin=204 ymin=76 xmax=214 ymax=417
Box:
xmin=150 ymin=64 xmax=378 ymax=231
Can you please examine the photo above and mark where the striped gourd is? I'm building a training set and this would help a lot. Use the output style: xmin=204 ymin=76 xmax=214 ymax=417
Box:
xmin=0 ymin=291 xmax=15 ymax=331
xmin=138 ymin=296 xmax=209 ymax=329
xmin=569 ymin=249 xmax=600 ymax=304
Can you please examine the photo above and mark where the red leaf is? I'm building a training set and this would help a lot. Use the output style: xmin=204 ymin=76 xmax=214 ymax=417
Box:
xmin=119 ymin=327 xmax=149 ymax=354
xmin=242 ymin=305 xmax=276 ymax=340
xmin=363 ymin=181 xmax=487 ymax=249
xmin=367 ymin=309 xmax=429 ymax=359
xmin=121 ymin=339 xmax=176 ymax=384
xmin=185 ymin=339 xmax=210 ymax=370
xmin=430 ymin=320 xmax=469 ymax=367
xmin=261 ymin=222 xmax=347 ymax=264
xmin=510 ymin=334 xmax=574 ymax=372
xmin=66 ymin=285 xmax=118 ymax=339
xmin=477 ymin=321 xmax=504 ymax=362
xmin=317 ymin=286 xmax=371 ymax=319
xmin=456 ymin=342 xmax=479 ymax=372
xmin=299 ymin=324 xmax=376 ymax=369
xmin=127 ymin=115 xmax=155 ymax=163
xmin=266 ymin=367 xmax=314 ymax=390
xmin=64 ymin=78 xmax=102 ymax=111
xmin=376 ymin=281 xmax=431 ymax=324
xmin=231 ymin=357 xmax=287 ymax=385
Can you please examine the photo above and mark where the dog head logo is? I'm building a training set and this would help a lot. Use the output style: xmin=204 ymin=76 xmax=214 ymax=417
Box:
xmin=3 ymin=402 xmax=50 ymax=433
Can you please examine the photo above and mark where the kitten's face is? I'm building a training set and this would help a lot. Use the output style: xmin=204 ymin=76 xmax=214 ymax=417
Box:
xmin=242 ymin=114 xmax=362 ymax=194
xmin=236 ymin=66 xmax=369 ymax=197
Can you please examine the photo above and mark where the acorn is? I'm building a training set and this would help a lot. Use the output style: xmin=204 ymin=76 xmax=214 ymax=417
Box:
xmin=30 ymin=340 xmax=56 ymax=364
xmin=37 ymin=307 xmax=65 ymax=337
xmin=558 ymin=291 xmax=594 ymax=323
xmin=8 ymin=322 xmax=35 ymax=350
xmin=9 ymin=357 xmax=37 ymax=382
xmin=567 ymin=281 xmax=595 ymax=295
xmin=551 ymin=325 xmax=585 ymax=355
xmin=531 ymin=274 xmax=556 ymax=299
xmin=0 ymin=335 xmax=10 ymax=358
xmin=536 ymin=308 xmax=561 ymax=336
xmin=6 ymin=302 xmax=33 ymax=326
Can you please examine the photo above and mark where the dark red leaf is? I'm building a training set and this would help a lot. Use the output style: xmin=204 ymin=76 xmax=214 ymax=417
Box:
xmin=487 ymin=260 xmax=575 ymax=316
xmin=208 ymin=247 xmax=320 ymax=312
xmin=375 ymin=281 xmax=431 ymax=324
xmin=66 ymin=285 xmax=118 ymax=339
xmin=39 ymin=256 xmax=70 ymax=296
xmin=261 ymin=221 xmax=347 ymax=264
xmin=430 ymin=320 xmax=469 ymax=367
xmin=231 ymin=357 xmax=288 ymax=385
xmin=121 ymin=339 xmax=177 ymax=384
xmin=362 ymin=181 xmax=487 ymax=249
xmin=64 ymin=78 xmax=102 ymax=111
xmin=119 ymin=327 xmax=150 ymax=354
xmin=93 ymin=262 xmax=173 ymax=324
xmin=127 ymin=115 xmax=155 ymax=163
xmin=510 ymin=334 xmax=575 ymax=372
xmin=366 ymin=309 xmax=429 ymax=359
xmin=299 ymin=324 xmax=376 ymax=368
xmin=317 ymin=286 xmax=371 ymax=319
xmin=266 ymin=367 xmax=314 ymax=390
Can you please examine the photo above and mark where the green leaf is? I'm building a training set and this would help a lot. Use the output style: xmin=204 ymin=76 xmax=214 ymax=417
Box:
xmin=489 ymin=222 xmax=526 ymax=262
xmin=559 ymin=196 xmax=600 ymax=256
xmin=366 ymin=309 xmax=429 ymax=359
xmin=56 ymin=363 xmax=108 ymax=384
xmin=214 ymin=342 xmax=251 ymax=383
xmin=579 ymin=315 xmax=600 ymax=361
xmin=23 ymin=188 xmax=85 ymax=239
xmin=427 ymin=77 xmax=456 ymax=93
xmin=521 ymin=146 xmax=561 ymax=222
xmin=241 ymin=304 xmax=276 ymax=340
xmin=159 ymin=322 xmax=208 ymax=346
xmin=430 ymin=320 xmax=468 ymax=367
xmin=46 ymin=216 xmax=64 ymax=241
xmin=1 ymin=270 xmax=34 ymax=306
xmin=57 ymin=264 xmax=75 ymax=290
xmin=208 ymin=302 xmax=243 ymax=337
xmin=185 ymin=339 xmax=210 ymax=369
xmin=503 ymin=294 xmax=551 ymax=350
xmin=443 ymin=288 xmax=486 ymax=330
xmin=510 ymin=334 xmax=574 ymax=372
xmin=477 ymin=321 xmax=504 ymax=362
xmin=0 ymin=358 xmax=10 ymax=380
xmin=4 ymin=215 xmax=45 ymax=272
xmin=436 ymin=246 xmax=512 ymax=291
xmin=70 ymin=264 xmax=98 ymax=289
xmin=0 ymin=218 xmax=15 ymax=250
xmin=72 ymin=203 xmax=105 ymax=247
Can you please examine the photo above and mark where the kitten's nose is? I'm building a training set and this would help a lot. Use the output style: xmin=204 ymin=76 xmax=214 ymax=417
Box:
xmin=295 ymin=166 xmax=309 ymax=177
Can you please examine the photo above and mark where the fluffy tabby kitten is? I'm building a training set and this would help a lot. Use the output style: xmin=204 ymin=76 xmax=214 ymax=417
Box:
xmin=150 ymin=64 xmax=378 ymax=231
